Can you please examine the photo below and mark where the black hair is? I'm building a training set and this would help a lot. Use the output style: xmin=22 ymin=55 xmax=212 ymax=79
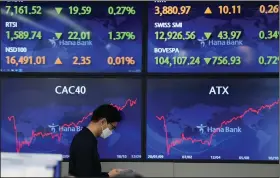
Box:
xmin=91 ymin=104 xmax=123 ymax=123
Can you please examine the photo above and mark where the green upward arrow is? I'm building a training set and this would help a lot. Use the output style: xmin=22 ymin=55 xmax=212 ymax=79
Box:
xmin=55 ymin=7 xmax=63 ymax=14
xmin=204 ymin=32 xmax=212 ymax=40
xmin=204 ymin=58 xmax=211 ymax=65
xmin=55 ymin=32 xmax=62 ymax=39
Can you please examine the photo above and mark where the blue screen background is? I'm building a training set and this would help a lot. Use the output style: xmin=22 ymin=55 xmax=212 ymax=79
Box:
xmin=0 ymin=1 xmax=278 ymax=164
xmin=148 ymin=1 xmax=279 ymax=73
xmin=146 ymin=78 xmax=279 ymax=161
xmin=1 ymin=1 xmax=142 ymax=72
xmin=1 ymin=78 xmax=142 ymax=159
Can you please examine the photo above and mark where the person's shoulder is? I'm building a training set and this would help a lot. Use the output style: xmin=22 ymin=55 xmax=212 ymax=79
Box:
xmin=73 ymin=128 xmax=95 ymax=144
xmin=71 ymin=128 xmax=85 ymax=142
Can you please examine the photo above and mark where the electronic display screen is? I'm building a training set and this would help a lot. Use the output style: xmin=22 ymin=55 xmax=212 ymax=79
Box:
xmin=1 ymin=78 xmax=142 ymax=159
xmin=1 ymin=1 xmax=142 ymax=72
xmin=148 ymin=1 xmax=279 ymax=73
xmin=146 ymin=78 xmax=279 ymax=161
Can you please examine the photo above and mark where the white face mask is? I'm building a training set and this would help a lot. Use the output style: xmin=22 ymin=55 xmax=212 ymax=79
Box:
xmin=100 ymin=127 xmax=112 ymax=139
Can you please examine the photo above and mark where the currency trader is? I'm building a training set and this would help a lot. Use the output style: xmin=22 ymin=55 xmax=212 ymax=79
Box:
xmin=69 ymin=104 xmax=123 ymax=177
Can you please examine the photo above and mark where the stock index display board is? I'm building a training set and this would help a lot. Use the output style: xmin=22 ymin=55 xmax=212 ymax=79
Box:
xmin=1 ymin=1 xmax=143 ymax=72
xmin=1 ymin=78 xmax=142 ymax=159
xmin=1 ymin=1 xmax=279 ymax=73
xmin=147 ymin=1 xmax=279 ymax=73
xmin=146 ymin=78 xmax=279 ymax=161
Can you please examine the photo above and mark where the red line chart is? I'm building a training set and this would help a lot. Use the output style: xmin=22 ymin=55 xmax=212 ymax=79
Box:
xmin=7 ymin=98 xmax=137 ymax=153
xmin=156 ymin=99 xmax=280 ymax=155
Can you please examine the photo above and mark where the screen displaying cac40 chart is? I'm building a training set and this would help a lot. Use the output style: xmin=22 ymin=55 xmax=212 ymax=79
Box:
xmin=148 ymin=1 xmax=279 ymax=73
xmin=1 ymin=78 xmax=142 ymax=160
xmin=146 ymin=78 xmax=279 ymax=161
xmin=1 ymin=1 xmax=142 ymax=72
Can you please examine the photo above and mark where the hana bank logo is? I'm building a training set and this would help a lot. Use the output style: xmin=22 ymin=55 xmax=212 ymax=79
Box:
xmin=196 ymin=124 xmax=242 ymax=134
xmin=48 ymin=123 xmax=82 ymax=133
xmin=48 ymin=37 xmax=58 ymax=48
xmin=197 ymin=37 xmax=208 ymax=48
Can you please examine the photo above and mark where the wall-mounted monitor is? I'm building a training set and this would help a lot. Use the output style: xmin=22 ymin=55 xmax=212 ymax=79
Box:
xmin=1 ymin=1 xmax=142 ymax=73
xmin=148 ymin=1 xmax=279 ymax=73
xmin=1 ymin=78 xmax=142 ymax=160
xmin=146 ymin=78 xmax=279 ymax=162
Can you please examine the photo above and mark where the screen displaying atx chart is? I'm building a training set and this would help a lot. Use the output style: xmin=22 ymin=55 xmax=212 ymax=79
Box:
xmin=1 ymin=78 xmax=142 ymax=159
xmin=1 ymin=1 xmax=142 ymax=72
xmin=146 ymin=78 xmax=279 ymax=161
xmin=148 ymin=1 xmax=279 ymax=73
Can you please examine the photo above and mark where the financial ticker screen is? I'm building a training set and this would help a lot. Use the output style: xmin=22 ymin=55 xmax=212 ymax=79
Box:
xmin=1 ymin=1 xmax=142 ymax=72
xmin=1 ymin=1 xmax=279 ymax=73
xmin=148 ymin=1 xmax=279 ymax=73
xmin=146 ymin=78 xmax=279 ymax=161
xmin=1 ymin=78 xmax=142 ymax=160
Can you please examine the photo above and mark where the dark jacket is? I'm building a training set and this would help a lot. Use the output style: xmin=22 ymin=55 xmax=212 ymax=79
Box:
xmin=69 ymin=127 xmax=108 ymax=177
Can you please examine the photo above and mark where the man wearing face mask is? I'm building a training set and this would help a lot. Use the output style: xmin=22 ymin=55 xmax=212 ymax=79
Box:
xmin=68 ymin=104 xmax=123 ymax=177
